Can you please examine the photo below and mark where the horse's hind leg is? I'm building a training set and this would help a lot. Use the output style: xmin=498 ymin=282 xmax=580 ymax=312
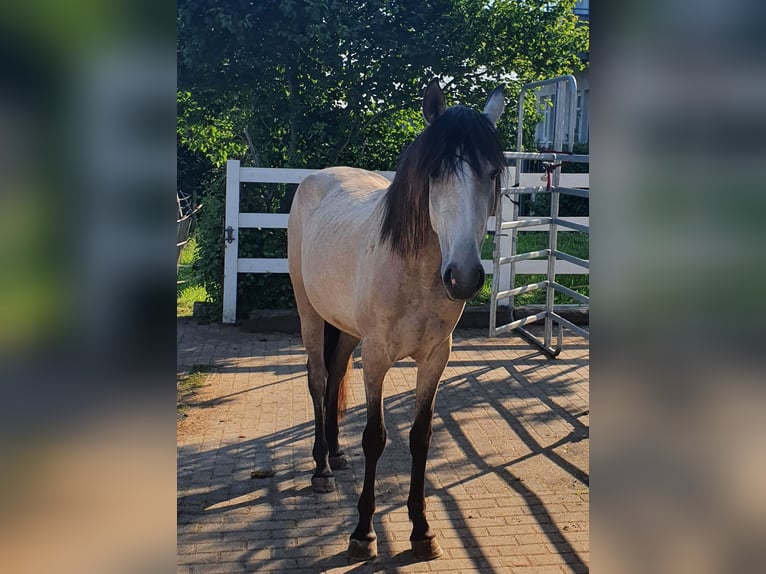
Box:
xmin=324 ymin=327 xmax=360 ymax=470
xmin=293 ymin=292 xmax=336 ymax=492
xmin=407 ymin=337 xmax=451 ymax=560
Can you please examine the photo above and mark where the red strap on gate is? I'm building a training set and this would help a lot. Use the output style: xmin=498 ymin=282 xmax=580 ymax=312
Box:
xmin=543 ymin=162 xmax=563 ymax=191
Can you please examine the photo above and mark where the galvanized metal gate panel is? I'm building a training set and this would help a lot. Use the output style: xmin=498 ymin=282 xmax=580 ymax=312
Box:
xmin=489 ymin=76 xmax=590 ymax=357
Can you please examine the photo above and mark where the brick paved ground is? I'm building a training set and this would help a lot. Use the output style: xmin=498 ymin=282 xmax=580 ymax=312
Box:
xmin=177 ymin=319 xmax=589 ymax=573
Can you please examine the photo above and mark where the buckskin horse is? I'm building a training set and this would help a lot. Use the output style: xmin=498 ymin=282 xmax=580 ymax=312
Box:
xmin=288 ymin=78 xmax=505 ymax=561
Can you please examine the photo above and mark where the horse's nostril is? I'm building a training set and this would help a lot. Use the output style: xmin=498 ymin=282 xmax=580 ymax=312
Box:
xmin=443 ymin=267 xmax=455 ymax=287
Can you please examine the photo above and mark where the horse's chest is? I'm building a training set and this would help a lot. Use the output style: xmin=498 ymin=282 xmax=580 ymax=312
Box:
xmin=394 ymin=308 xmax=461 ymax=359
xmin=358 ymin=291 xmax=461 ymax=359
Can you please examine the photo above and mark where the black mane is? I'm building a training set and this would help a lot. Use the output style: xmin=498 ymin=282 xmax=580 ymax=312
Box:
xmin=380 ymin=105 xmax=505 ymax=257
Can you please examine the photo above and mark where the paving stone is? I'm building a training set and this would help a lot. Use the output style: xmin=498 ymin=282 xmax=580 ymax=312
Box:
xmin=177 ymin=321 xmax=589 ymax=572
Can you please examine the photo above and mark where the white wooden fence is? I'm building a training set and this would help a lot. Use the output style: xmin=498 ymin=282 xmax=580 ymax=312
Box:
xmin=223 ymin=159 xmax=589 ymax=323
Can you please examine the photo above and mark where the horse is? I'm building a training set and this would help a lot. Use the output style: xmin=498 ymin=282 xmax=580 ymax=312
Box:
xmin=287 ymin=78 xmax=505 ymax=561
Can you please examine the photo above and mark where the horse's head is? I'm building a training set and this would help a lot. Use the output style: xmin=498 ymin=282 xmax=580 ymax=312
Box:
xmin=422 ymin=79 xmax=505 ymax=301
xmin=380 ymin=79 xmax=505 ymax=300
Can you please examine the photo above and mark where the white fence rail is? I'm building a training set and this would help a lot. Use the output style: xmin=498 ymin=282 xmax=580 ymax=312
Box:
xmin=223 ymin=160 xmax=589 ymax=323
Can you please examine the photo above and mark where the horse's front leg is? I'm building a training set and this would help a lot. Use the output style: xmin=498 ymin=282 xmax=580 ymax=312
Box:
xmin=408 ymin=336 xmax=451 ymax=560
xmin=348 ymin=343 xmax=392 ymax=562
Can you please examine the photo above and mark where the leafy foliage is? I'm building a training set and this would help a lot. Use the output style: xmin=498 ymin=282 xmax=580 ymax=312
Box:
xmin=525 ymin=192 xmax=589 ymax=217
xmin=178 ymin=0 xmax=589 ymax=317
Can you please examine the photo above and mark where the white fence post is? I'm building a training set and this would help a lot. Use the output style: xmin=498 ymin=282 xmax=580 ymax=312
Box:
xmin=222 ymin=160 xmax=240 ymax=323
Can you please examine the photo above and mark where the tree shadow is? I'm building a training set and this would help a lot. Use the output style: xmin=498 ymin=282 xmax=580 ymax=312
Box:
xmin=178 ymin=325 xmax=588 ymax=572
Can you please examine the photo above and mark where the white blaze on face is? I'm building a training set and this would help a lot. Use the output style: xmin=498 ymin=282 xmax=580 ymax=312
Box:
xmin=428 ymin=164 xmax=479 ymax=266
xmin=428 ymin=161 xmax=491 ymax=286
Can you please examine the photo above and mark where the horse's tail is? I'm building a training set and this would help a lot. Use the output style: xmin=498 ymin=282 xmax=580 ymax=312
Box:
xmin=324 ymin=323 xmax=351 ymax=421
xmin=336 ymin=354 xmax=352 ymax=422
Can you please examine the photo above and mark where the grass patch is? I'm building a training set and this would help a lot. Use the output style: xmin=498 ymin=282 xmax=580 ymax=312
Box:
xmin=177 ymin=364 xmax=213 ymax=414
xmin=177 ymin=237 xmax=209 ymax=317
xmin=480 ymin=231 xmax=589 ymax=260
xmin=177 ymin=284 xmax=208 ymax=317
xmin=471 ymin=231 xmax=589 ymax=306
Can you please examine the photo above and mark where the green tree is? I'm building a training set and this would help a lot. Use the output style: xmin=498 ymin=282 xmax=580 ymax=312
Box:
xmin=177 ymin=0 xmax=588 ymax=317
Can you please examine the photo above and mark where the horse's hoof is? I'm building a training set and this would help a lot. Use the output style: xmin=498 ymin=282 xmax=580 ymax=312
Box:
xmin=311 ymin=475 xmax=336 ymax=492
xmin=411 ymin=538 xmax=443 ymax=560
xmin=329 ymin=454 xmax=348 ymax=470
xmin=347 ymin=536 xmax=377 ymax=562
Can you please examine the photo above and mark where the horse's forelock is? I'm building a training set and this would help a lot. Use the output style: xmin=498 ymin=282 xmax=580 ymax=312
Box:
xmin=422 ymin=107 xmax=505 ymax=178
xmin=381 ymin=106 xmax=504 ymax=257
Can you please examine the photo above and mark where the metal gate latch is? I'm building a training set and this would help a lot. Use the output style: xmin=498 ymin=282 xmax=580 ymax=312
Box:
xmin=224 ymin=226 xmax=235 ymax=244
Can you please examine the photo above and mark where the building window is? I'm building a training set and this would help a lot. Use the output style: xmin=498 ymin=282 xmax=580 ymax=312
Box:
xmin=574 ymin=0 xmax=589 ymax=18
xmin=576 ymin=89 xmax=589 ymax=144
xmin=535 ymin=96 xmax=554 ymax=149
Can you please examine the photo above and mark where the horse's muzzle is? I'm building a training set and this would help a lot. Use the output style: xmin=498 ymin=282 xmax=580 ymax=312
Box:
xmin=442 ymin=263 xmax=485 ymax=301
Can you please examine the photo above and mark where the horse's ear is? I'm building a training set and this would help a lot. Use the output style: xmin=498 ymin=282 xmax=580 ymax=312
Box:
xmin=483 ymin=85 xmax=505 ymax=125
xmin=422 ymin=78 xmax=446 ymax=125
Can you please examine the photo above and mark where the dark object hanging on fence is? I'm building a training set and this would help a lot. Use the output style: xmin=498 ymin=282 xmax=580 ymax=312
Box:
xmin=177 ymin=189 xmax=201 ymax=267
